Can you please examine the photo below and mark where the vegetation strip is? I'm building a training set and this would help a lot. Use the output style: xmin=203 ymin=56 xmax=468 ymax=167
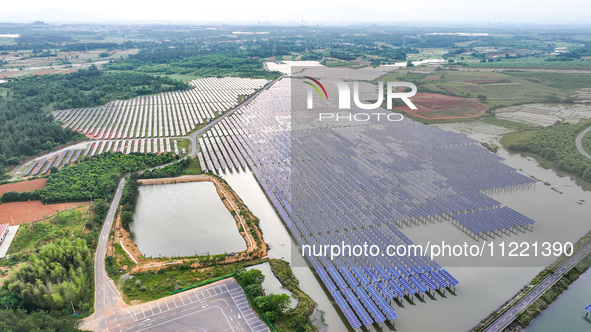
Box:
xmin=170 ymin=273 xmax=236 ymax=295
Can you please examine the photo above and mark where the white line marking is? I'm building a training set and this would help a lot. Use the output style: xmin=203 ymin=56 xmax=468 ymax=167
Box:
xmin=135 ymin=306 xmax=234 ymax=332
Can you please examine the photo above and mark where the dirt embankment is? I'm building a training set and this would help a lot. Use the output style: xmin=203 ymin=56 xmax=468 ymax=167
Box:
xmin=0 ymin=178 xmax=47 ymax=196
xmin=111 ymin=174 xmax=267 ymax=273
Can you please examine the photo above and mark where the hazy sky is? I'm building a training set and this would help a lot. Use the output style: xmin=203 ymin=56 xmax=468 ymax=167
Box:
xmin=1 ymin=0 xmax=590 ymax=24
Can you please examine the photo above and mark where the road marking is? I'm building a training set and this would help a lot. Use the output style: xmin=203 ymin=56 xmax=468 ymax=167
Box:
xmin=135 ymin=306 xmax=234 ymax=332
xmin=126 ymin=308 xmax=137 ymax=321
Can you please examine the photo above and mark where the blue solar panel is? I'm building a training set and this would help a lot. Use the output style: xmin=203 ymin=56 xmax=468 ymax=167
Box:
xmin=418 ymin=273 xmax=438 ymax=290
xmin=398 ymin=277 xmax=418 ymax=295
xmin=376 ymin=281 xmax=395 ymax=300
xmin=409 ymin=275 xmax=429 ymax=293
xmin=339 ymin=266 xmax=360 ymax=288
xmin=331 ymin=291 xmax=362 ymax=330
xmin=366 ymin=284 xmax=398 ymax=321
xmin=387 ymin=279 xmax=407 ymax=298
xmin=314 ymin=265 xmax=337 ymax=293
xmin=354 ymin=286 xmax=386 ymax=325
xmin=439 ymin=268 xmax=459 ymax=287
xmin=429 ymin=271 xmax=450 ymax=289
xmin=194 ymin=78 xmax=540 ymax=329
xmin=343 ymin=288 xmax=373 ymax=327
xmin=326 ymin=266 xmax=348 ymax=291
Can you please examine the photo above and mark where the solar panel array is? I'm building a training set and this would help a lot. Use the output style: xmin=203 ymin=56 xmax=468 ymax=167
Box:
xmin=55 ymin=77 xmax=268 ymax=139
xmin=197 ymin=77 xmax=536 ymax=329
xmin=24 ymin=138 xmax=176 ymax=176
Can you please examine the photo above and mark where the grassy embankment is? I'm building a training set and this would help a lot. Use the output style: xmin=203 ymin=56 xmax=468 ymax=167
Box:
xmin=269 ymin=259 xmax=317 ymax=331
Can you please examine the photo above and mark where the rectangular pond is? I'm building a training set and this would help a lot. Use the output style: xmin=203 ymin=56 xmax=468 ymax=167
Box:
xmin=131 ymin=181 xmax=246 ymax=257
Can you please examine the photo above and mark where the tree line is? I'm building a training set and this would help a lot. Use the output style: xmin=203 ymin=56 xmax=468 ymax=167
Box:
xmin=104 ymin=43 xmax=282 ymax=79
xmin=0 ymin=66 xmax=188 ymax=179
xmin=507 ymin=122 xmax=591 ymax=182
xmin=40 ymin=152 xmax=176 ymax=203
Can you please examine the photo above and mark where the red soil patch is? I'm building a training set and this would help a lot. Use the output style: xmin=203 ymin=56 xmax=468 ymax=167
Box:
xmin=0 ymin=71 xmax=18 ymax=79
xmin=397 ymin=93 xmax=488 ymax=120
xmin=0 ymin=201 xmax=89 ymax=225
xmin=0 ymin=179 xmax=47 ymax=196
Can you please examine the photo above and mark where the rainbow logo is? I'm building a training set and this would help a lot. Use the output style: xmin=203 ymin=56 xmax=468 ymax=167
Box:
xmin=303 ymin=76 xmax=328 ymax=100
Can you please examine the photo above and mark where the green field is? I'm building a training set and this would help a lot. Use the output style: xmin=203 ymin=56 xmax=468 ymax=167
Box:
xmin=481 ymin=117 xmax=534 ymax=130
xmin=463 ymin=57 xmax=591 ymax=69
xmin=6 ymin=207 xmax=90 ymax=257
xmin=499 ymin=130 xmax=541 ymax=148
xmin=378 ymin=69 xmax=588 ymax=109
xmin=118 ymin=259 xmax=268 ymax=303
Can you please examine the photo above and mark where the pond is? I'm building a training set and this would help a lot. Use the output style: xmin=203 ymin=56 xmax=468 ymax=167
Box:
xmin=131 ymin=181 xmax=246 ymax=257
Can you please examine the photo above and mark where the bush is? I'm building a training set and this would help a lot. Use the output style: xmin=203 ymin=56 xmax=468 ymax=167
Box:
xmin=120 ymin=211 xmax=134 ymax=231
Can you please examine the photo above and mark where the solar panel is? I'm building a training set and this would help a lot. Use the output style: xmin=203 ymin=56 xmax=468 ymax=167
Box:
xmin=366 ymin=284 xmax=398 ymax=321
xmin=194 ymin=77 xmax=538 ymax=329
xmin=354 ymin=286 xmax=385 ymax=324
xmin=343 ymin=288 xmax=373 ymax=327
xmin=330 ymin=291 xmax=362 ymax=330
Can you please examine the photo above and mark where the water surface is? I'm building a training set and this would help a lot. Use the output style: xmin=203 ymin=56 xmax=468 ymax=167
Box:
xmin=131 ymin=181 xmax=246 ymax=257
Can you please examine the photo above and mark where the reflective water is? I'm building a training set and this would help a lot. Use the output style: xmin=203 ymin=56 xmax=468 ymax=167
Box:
xmin=131 ymin=181 xmax=246 ymax=257
xmin=527 ymin=267 xmax=591 ymax=332
xmin=221 ymin=120 xmax=591 ymax=332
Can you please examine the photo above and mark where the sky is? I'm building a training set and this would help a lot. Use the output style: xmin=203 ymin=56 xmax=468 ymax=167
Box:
xmin=1 ymin=0 xmax=590 ymax=25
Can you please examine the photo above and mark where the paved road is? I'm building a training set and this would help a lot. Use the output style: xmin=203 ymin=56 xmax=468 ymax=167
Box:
xmin=104 ymin=279 xmax=269 ymax=332
xmin=187 ymin=78 xmax=280 ymax=159
xmin=80 ymin=176 xmax=271 ymax=332
xmin=82 ymin=178 xmax=127 ymax=331
xmin=575 ymin=126 xmax=591 ymax=160
xmin=483 ymin=126 xmax=591 ymax=330
xmin=82 ymin=79 xmax=280 ymax=331
xmin=484 ymin=239 xmax=591 ymax=331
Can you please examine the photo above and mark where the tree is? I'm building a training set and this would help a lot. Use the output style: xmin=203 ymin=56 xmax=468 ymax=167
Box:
xmin=235 ymin=268 xmax=265 ymax=298
xmin=4 ymin=239 xmax=93 ymax=313
xmin=90 ymin=199 xmax=109 ymax=225
xmin=0 ymin=309 xmax=80 ymax=331
xmin=120 ymin=211 xmax=134 ymax=231
xmin=254 ymin=294 xmax=291 ymax=322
